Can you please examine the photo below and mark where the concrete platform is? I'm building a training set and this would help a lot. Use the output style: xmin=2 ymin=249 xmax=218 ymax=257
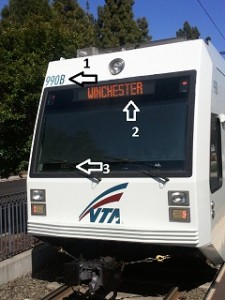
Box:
xmin=0 ymin=243 xmax=58 ymax=285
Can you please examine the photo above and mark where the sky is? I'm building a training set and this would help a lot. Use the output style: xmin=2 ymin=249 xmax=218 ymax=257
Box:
xmin=0 ymin=0 xmax=224 ymax=52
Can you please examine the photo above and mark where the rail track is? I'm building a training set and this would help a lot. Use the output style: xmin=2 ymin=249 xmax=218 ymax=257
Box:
xmin=40 ymin=285 xmax=186 ymax=300
xmin=204 ymin=263 xmax=225 ymax=300
xmin=164 ymin=287 xmax=184 ymax=300
xmin=40 ymin=259 xmax=225 ymax=300
xmin=41 ymin=285 xmax=74 ymax=300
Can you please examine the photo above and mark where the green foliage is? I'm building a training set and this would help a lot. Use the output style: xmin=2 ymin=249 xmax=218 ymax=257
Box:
xmin=0 ymin=0 xmax=95 ymax=178
xmin=1 ymin=0 xmax=51 ymax=21
xmin=96 ymin=0 xmax=151 ymax=48
xmin=176 ymin=21 xmax=200 ymax=40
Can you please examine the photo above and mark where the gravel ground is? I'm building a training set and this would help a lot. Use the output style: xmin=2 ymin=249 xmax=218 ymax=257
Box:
xmin=0 ymin=274 xmax=60 ymax=300
xmin=0 ymin=253 xmax=212 ymax=300
xmin=0 ymin=273 xmax=209 ymax=300
xmin=0 ymin=253 xmax=66 ymax=300
xmin=0 ymin=276 xmax=209 ymax=300
xmin=184 ymin=288 xmax=208 ymax=299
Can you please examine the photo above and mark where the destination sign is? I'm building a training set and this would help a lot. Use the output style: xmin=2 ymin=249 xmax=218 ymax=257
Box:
xmin=77 ymin=79 xmax=156 ymax=101
xmin=87 ymin=81 xmax=143 ymax=100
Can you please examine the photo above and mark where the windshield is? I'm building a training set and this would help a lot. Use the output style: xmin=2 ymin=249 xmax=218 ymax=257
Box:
xmin=31 ymin=71 xmax=195 ymax=178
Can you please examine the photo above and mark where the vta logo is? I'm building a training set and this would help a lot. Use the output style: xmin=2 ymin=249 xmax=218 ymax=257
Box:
xmin=79 ymin=183 xmax=128 ymax=224
xmin=90 ymin=208 xmax=120 ymax=224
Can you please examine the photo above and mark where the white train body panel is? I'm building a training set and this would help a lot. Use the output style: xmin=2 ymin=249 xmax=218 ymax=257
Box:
xmin=27 ymin=39 xmax=225 ymax=265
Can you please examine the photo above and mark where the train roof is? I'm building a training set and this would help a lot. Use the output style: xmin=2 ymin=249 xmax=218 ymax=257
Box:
xmin=44 ymin=38 xmax=225 ymax=88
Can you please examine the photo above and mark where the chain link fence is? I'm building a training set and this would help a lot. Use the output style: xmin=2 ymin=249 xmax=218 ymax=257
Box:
xmin=0 ymin=191 xmax=38 ymax=261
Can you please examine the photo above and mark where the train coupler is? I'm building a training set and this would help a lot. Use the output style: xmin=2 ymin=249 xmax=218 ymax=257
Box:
xmin=64 ymin=256 xmax=122 ymax=295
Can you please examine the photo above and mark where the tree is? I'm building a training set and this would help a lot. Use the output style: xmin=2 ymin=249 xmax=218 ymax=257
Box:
xmin=137 ymin=17 xmax=150 ymax=43
xmin=176 ymin=21 xmax=200 ymax=40
xmin=0 ymin=0 xmax=96 ymax=177
xmin=96 ymin=0 xmax=151 ymax=48
xmin=51 ymin=0 xmax=96 ymax=53
xmin=1 ymin=0 xmax=51 ymax=22
xmin=0 ymin=1 xmax=52 ymax=177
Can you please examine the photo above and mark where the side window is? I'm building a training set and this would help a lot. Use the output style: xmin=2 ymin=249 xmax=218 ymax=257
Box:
xmin=210 ymin=114 xmax=222 ymax=193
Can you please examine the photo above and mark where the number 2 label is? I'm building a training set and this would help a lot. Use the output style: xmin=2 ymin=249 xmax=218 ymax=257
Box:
xmin=132 ymin=126 xmax=139 ymax=137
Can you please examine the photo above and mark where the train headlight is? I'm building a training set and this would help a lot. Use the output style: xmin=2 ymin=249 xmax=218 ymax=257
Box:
xmin=109 ymin=58 xmax=125 ymax=75
xmin=30 ymin=189 xmax=46 ymax=202
xmin=168 ymin=191 xmax=189 ymax=206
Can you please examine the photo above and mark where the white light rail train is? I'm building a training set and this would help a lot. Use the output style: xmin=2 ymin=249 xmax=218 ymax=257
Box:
xmin=27 ymin=38 xmax=225 ymax=293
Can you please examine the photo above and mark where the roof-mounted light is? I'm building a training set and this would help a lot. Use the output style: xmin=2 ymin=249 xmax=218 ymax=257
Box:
xmin=77 ymin=47 xmax=99 ymax=57
xmin=109 ymin=58 xmax=125 ymax=75
xmin=76 ymin=38 xmax=187 ymax=59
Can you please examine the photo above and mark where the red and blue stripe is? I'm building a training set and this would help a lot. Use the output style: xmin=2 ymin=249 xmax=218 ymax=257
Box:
xmin=79 ymin=183 xmax=128 ymax=221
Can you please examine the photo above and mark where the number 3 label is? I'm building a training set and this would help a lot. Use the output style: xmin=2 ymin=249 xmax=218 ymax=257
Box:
xmin=103 ymin=164 xmax=110 ymax=174
xmin=45 ymin=74 xmax=65 ymax=86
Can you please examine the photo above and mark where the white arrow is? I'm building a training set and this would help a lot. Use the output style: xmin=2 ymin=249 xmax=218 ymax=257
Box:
xmin=76 ymin=158 xmax=103 ymax=175
xmin=123 ymin=100 xmax=140 ymax=121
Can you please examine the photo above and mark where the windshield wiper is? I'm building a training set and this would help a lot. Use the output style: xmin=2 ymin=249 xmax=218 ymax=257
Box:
xmin=104 ymin=156 xmax=169 ymax=185
xmin=39 ymin=159 xmax=102 ymax=184
xmin=39 ymin=157 xmax=169 ymax=184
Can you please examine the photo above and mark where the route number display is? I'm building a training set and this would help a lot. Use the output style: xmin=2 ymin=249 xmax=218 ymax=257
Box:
xmin=45 ymin=74 xmax=65 ymax=86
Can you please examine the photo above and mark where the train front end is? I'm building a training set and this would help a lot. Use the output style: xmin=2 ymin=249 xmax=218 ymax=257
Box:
xmin=27 ymin=39 xmax=225 ymax=291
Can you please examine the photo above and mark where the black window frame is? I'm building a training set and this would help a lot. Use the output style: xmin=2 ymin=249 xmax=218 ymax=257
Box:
xmin=29 ymin=70 xmax=196 ymax=178
xmin=210 ymin=113 xmax=223 ymax=193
